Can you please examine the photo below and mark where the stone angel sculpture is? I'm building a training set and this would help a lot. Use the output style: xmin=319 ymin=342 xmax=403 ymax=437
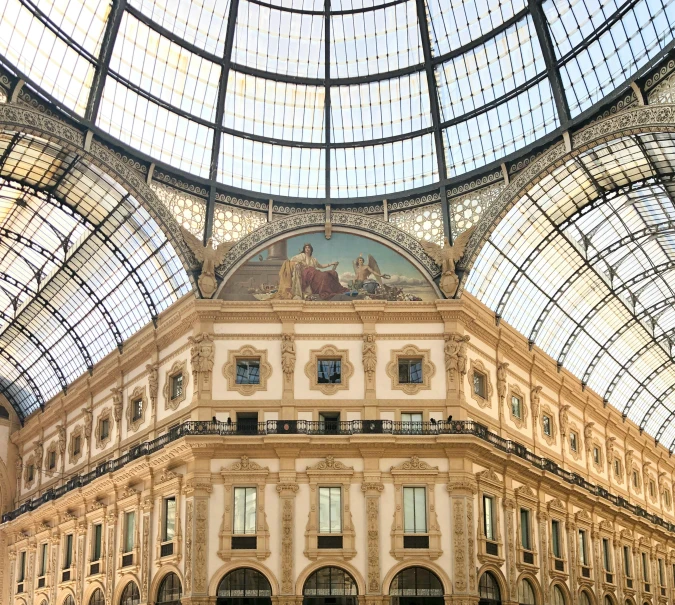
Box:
xmin=180 ymin=227 xmax=234 ymax=298
xmin=420 ymin=226 xmax=475 ymax=298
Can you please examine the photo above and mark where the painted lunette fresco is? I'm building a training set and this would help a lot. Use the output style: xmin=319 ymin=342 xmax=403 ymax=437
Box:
xmin=219 ymin=232 xmax=437 ymax=301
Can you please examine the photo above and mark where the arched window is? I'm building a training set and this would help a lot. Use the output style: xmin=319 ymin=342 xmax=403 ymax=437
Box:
xmin=390 ymin=566 xmax=444 ymax=596
xmin=552 ymin=586 xmax=566 ymax=605
xmin=604 ymin=597 xmax=613 ymax=605
xmin=157 ymin=573 xmax=182 ymax=604
xmin=579 ymin=591 xmax=591 ymax=605
xmin=89 ymin=588 xmax=105 ymax=605
xmin=41 ymin=601 xmax=48 ymax=605
xmin=303 ymin=567 xmax=357 ymax=596
xmin=479 ymin=572 xmax=501 ymax=604
xmin=63 ymin=596 xmax=75 ymax=605
xmin=390 ymin=566 xmax=444 ymax=604
xmin=120 ymin=581 xmax=140 ymax=605
xmin=519 ymin=579 xmax=536 ymax=605
xmin=217 ymin=568 xmax=272 ymax=598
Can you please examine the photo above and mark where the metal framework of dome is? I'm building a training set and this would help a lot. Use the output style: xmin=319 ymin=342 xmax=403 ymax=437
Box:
xmin=0 ymin=0 xmax=674 ymax=444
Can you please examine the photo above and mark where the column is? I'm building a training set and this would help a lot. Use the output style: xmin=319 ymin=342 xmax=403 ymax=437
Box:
xmin=183 ymin=477 xmax=212 ymax=605
xmin=361 ymin=481 xmax=384 ymax=603
xmin=277 ymin=479 xmax=299 ymax=605
xmin=447 ymin=477 xmax=478 ymax=605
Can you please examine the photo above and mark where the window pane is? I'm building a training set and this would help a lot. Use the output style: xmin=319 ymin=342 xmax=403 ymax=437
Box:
xmin=520 ymin=509 xmax=530 ymax=549
xmin=93 ymin=524 xmax=102 ymax=561
xmin=317 ymin=360 xmax=341 ymax=383
xmin=403 ymin=487 xmax=426 ymax=533
xmin=551 ymin=520 xmax=560 ymax=557
xmin=319 ymin=487 xmax=342 ymax=533
xmin=234 ymin=487 xmax=256 ymax=534
xmin=484 ymin=495 xmax=494 ymax=540
xmin=164 ymin=498 xmax=176 ymax=541
xmin=124 ymin=512 xmax=135 ymax=552
xmin=236 ymin=360 xmax=260 ymax=385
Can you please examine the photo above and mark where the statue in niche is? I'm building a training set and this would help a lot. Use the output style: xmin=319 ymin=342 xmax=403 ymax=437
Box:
xmin=362 ymin=334 xmax=377 ymax=381
xmin=497 ymin=362 xmax=509 ymax=403
xmin=57 ymin=425 xmax=66 ymax=456
xmin=530 ymin=386 xmax=542 ymax=423
xmin=281 ymin=334 xmax=296 ymax=379
xmin=180 ymin=226 xmax=234 ymax=299
xmin=420 ymin=226 xmax=475 ymax=298
xmin=445 ymin=333 xmax=470 ymax=378
xmin=559 ymin=404 xmax=570 ymax=437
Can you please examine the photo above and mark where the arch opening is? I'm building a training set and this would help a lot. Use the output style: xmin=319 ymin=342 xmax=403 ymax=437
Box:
xmin=157 ymin=572 xmax=182 ymax=605
xmin=89 ymin=589 xmax=105 ymax=605
xmin=302 ymin=566 xmax=358 ymax=605
xmin=389 ymin=566 xmax=444 ymax=605
xmin=519 ymin=578 xmax=536 ymax=605
xmin=479 ymin=571 xmax=502 ymax=605
xmin=120 ymin=581 xmax=140 ymax=605
xmin=216 ymin=567 xmax=272 ymax=605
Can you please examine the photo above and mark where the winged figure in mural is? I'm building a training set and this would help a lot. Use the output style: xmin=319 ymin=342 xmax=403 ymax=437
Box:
xmin=180 ymin=226 xmax=234 ymax=299
xmin=352 ymin=254 xmax=390 ymax=292
xmin=420 ymin=226 xmax=475 ymax=298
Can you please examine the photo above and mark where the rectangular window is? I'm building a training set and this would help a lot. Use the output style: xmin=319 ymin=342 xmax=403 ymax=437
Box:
xmin=398 ymin=358 xmax=423 ymax=384
xmin=236 ymin=412 xmax=259 ymax=435
xmin=319 ymin=487 xmax=342 ymax=534
xmin=73 ymin=435 xmax=81 ymax=455
xmin=543 ymin=415 xmax=552 ymax=436
xmin=64 ymin=534 xmax=73 ymax=568
xmin=233 ymin=487 xmax=257 ymax=535
xmin=624 ymin=546 xmax=632 ymax=578
xmin=614 ymin=459 xmax=620 ymax=477
xmin=649 ymin=480 xmax=655 ymax=498
xmin=403 ymin=487 xmax=427 ymax=533
xmin=319 ymin=412 xmax=340 ymax=434
xmin=100 ymin=418 xmax=109 ymax=440
xmin=483 ymin=495 xmax=495 ymax=541
xmin=603 ymin=538 xmax=612 ymax=571
xmin=317 ymin=359 xmax=341 ymax=384
xmin=92 ymin=524 xmax=102 ymax=562
xmin=642 ymin=552 xmax=649 ymax=581
xmin=578 ymin=529 xmax=588 ymax=566
xmin=520 ymin=508 xmax=531 ymax=550
xmin=170 ymin=374 xmax=184 ymax=398
xmin=511 ymin=395 xmax=522 ymax=419
xmin=401 ymin=412 xmax=423 ymax=424
xmin=659 ymin=558 xmax=665 ymax=587
xmin=633 ymin=471 xmax=639 ymax=488
xmin=235 ymin=359 xmax=260 ymax=385
xmin=163 ymin=497 xmax=176 ymax=542
xmin=551 ymin=519 xmax=561 ymax=558
xmin=593 ymin=447 xmax=600 ymax=464
xmin=473 ymin=372 xmax=486 ymax=398
xmin=39 ymin=543 xmax=48 ymax=576
xmin=132 ymin=398 xmax=143 ymax=421
xmin=124 ymin=512 xmax=135 ymax=553
xmin=27 ymin=464 xmax=34 ymax=482
xmin=18 ymin=551 xmax=26 ymax=582
xmin=570 ymin=432 xmax=578 ymax=452
xmin=48 ymin=450 xmax=56 ymax=470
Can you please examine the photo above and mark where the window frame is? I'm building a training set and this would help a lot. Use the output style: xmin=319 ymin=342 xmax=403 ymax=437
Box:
xmin=123 ymin=511 xmax=136 ymax=554
xmin=162 ymin=496 xmax=177 ymax=543
xmin=386 ymin=345 xmax=435 ymax=395
xmin=306 ymin=344 xmax=354 ymax=395
xmin=397 ymin=357 xmax=424 ymax=385
xmin=63 ymin=533 xmax=74 ymax=569
xmin=403 ymin=486 xmax=428 ymax=534
xmin=39 ymin=542 xmax=49 ymax=578
xmin=233 ymin=487 xmax=257 ymax=535
xmin=91 ymin=523 xmax=103 ymax=563
xmin=163 ymin=360 xmax=190 ymax=409
xmin=223 ymin=345 xmax=271 ymax=396
xmin=318 ymin=486 xmax=343 ymax=534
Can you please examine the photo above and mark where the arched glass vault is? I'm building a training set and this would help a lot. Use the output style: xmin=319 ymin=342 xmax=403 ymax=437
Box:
xmin=0 ymin=130 xmax=191 ymax=421
xmin=0 ymin=0 xmax=673 ymax=203
xmin=467 ymin=131 xmax=675 ymax=449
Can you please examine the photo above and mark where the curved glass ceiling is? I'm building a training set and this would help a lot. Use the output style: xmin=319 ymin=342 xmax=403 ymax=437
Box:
xmin=467 ymin=133 xmax=675 ymax=448
xmin=1 ymin=0 xmax=673 ymax=198
xmin=0 ymin=130 xmax=191 ymax=421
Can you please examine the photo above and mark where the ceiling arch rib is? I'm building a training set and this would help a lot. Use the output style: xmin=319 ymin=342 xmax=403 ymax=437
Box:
xmin=0 ymin=131 xmax=191 ymax=420
xmin=466 ymin=131 xmax=675 ymax=444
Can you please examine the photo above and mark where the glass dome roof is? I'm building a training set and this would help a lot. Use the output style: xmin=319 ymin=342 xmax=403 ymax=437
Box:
xmin=1 ymin=0 xmax=673 ymax=200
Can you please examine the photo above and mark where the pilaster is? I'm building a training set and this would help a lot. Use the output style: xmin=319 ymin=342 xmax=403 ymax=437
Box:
xmin=447 ymin=476 xmax=477 ymax=596
xmin=184 ymin=474 xmax=212 ymax=599
xmin=362 ymin=480 xmax=384 ymax=594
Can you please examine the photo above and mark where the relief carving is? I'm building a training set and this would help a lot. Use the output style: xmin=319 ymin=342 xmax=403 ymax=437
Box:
xmin=141 ymin=514 xmax=149 ymax=601
xmin=194 ymin=499 xmax=208 ymax=593
xmin=185 ymin=500 xmax=193 ymax=594
xmin=453 ymin=499 xmax=467 ymax=592
xmin=147 ymin=363 xmax=159 ymax=410
xmin=190 ymin=333 xmax=215 ymax=392
xmin=362 ymin=333 xmax=377 ymax=393
xmin=497 ymin=362 xmax=508 ymax=404
xmin=531 ymin=385 xmax=542 ymax=424
xmin=281 ymin=498 xmax=294 ymax=594
xmin=281 ymin=333 xmax=296 ymax=394
xmin=365 ymin=496 xmax=380 ymax=592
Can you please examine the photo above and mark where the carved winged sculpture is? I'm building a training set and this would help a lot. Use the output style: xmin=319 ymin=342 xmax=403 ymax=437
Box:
xmin=180 ymin=227 xmax=234 ymax=298
xmin=420 ymin=226 xmax=475 ymax=298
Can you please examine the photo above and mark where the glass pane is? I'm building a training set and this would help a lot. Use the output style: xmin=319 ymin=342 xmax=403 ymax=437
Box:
xmin=484 ymin=495 xmax=493 ymax=540
xmin=245 ymin=488 xmax=257 ymax=534
xmin=124 ymin=512 xmax=135 ymax=552
xmin=317 ymin=359 xmax=341 ymax=384
xmin=520 ymin=509 xmax=529 ymax=549
xmin=93 ymin=524 xmax=102 ymax=561
xmin=414 ymin=487 xmax=427 ymax=533
xmin=403 ymin=487 xmax=415 ymax=533
xmin=551 ymin=520 xmax=560 ymax=557
xmin=164 ymin=498 xmax=176 ymax=541
xmin=236 ymin=359 xmax=260 ymax=384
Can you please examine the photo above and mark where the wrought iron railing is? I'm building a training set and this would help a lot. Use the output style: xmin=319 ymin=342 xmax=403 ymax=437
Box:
xmin=4 ymin=418 xmax=675 ymax=535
